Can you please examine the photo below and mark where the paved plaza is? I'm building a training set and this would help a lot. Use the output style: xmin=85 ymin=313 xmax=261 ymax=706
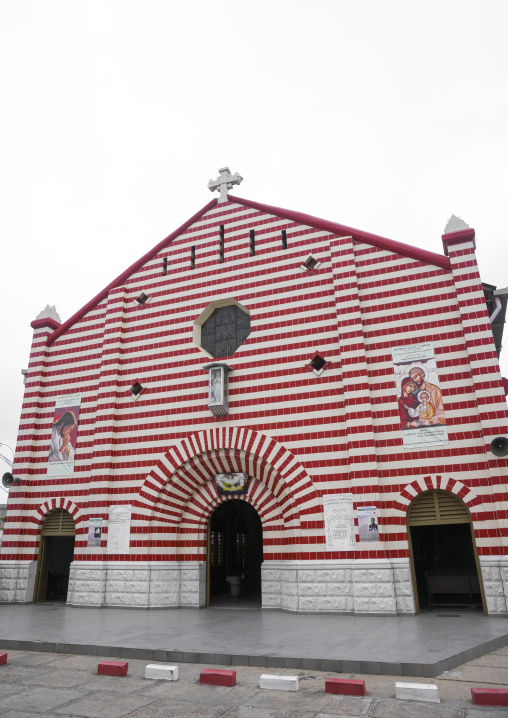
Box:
xmin=0 ymin=645 xmax=508 ymax=717
xmin=1 ymin=604 xmax=508 ymax=677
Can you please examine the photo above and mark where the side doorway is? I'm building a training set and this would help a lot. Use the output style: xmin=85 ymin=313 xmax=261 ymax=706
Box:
xmin=407 ymin=490 xmax=486 ymax=613
xmin=207 ymin=499 xmax=263 ymax=607
xmin=33 ymin=509 xmax=76 ymax=603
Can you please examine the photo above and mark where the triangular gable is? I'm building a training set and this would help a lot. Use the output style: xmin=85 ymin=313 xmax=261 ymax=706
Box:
xmin=47 ymin=194 xmax=450 ymax=345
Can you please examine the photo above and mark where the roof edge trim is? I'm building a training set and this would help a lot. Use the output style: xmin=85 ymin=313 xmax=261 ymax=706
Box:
xmin=47 ymin=197 xmax=219 ymax=345
xmin=228 ymin=195 xmax=451 ymax=270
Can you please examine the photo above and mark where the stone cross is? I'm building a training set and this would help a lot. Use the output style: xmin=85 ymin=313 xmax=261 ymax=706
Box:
xmin=208 ymin=167 xmax=243 ymax=202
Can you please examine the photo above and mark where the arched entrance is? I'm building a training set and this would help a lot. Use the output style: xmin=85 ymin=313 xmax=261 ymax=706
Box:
xmin=407 ymin=490 xmax=486 ymax=613
xmin=33 ymin=509 xmax=75 ymax=603
xmin=207 ymin=500 xmax=263 ymax=608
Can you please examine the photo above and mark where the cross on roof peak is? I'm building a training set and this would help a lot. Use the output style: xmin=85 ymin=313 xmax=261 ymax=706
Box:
xmin=208 ymin=167 xmax=243 ymax=203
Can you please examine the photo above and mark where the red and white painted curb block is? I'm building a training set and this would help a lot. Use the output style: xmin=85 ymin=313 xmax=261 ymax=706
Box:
xmin=145 ymin=664 xmax=178 ymax=681
xmin=97 ymin=661 xmax=129 ymax=676
xmin=471 ymin=687 xmax=508 ymax=707
xmin=396 ymin=682 xmax=440 ymax=703
xmin=199 ymin=669 xmax=236 ymax=686
xmin=325 ymin=678 xmax=366 ymax=696
xmin=259 ymin=674 xmax=299 ymax=691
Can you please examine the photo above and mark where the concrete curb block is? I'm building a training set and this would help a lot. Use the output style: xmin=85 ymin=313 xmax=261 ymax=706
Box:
xmin=471 ymin=687 xmax=508 ymax=706
xmin=396 ymin=682 xmax=440 ymax=703
xmin=260 ymin=674 xmax=299 ymax=691
xmin=200 ymin=669 xmax=236 ymax=686
xmin=326 ymin=677 xmax=366 ymax=695
xmin=98 ymin=661 xmax=128 ymax=676
xmin=145 ymin=664 xmax=178 ymax=680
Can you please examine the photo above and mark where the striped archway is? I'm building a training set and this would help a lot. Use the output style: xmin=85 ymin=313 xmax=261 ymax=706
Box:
xmin=135 ymin=428 xmax=320 ymax=558
xmin=394 ymin=475 xmax=483 ymax=517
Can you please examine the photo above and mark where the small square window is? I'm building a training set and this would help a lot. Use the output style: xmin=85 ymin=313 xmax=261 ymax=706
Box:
xmin=301 ymin=255 xmax=321 ymax=272
xmin=129 ymin=381 xmax=146 ymax=399
xmin=306 ymin=352 xmax=330 ymax=376
xmin=135 ymin=292 xmax=151 ymax=305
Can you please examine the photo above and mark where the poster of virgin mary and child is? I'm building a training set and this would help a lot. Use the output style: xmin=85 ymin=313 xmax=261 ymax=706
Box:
xmin=392 ymin=342 xmax=448 ymax=449
xmin=47 ymin=393 xmax=81 ymax=476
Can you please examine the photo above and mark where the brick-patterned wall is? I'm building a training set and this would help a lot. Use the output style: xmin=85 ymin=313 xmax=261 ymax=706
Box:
xmin=2 ymin=196 xmax=507 ymax=612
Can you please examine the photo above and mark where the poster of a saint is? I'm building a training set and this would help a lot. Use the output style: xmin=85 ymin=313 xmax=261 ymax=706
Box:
xmin=47 ymin=393 xmax=81 ymax=476
xmin=392 ymin=342 xmax=448 ymax=448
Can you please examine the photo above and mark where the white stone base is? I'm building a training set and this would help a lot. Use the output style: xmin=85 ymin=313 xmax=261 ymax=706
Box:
xmin=0 ymin=561 xmax=37 ymax=603
xmin=2 ymin=556 xmax=506 ymax=615
xmin=261 ymin=559 xmax=416 ymax=615
xmin=479 ymin=557 xmax=508 ymax=614
xmin=67 ymin=561 xmax=206 ymax=608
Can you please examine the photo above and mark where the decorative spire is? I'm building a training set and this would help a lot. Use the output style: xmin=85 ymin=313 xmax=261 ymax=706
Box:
xmin=208 ymin=167 xmax=243 ymax=203
xmin=35 ymin=305 xmax=61 ymax=323
xmin=443 ymin=215 xmax=470 ymax=234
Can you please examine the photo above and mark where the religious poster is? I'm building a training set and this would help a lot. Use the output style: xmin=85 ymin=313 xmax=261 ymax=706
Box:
xmin=323 ymin=493 xmax=355 ymax=551
xmin=87 ymin=517 xmax=103 ymax=547
xmin=106 ymin=505 xmax=131 ymax=554
xmin=47 ymin=393 xmax=81 ymax=476
xmin=216 ymin=473 xmax=247 ymax=496
xmin=357 ymin=506 xmax=380 ymax=542
xmin=392 ymin=342 xmax=448 ymax=448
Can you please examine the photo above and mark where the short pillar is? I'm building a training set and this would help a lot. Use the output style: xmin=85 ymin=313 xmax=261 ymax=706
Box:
xmin=145 ymin=664 xmax=178 ymax=681
xmin=471 ymin=687 xmax=508 ymax=707
xmin=199 ymin=669 xmax=236 ymax=687
xmin=260 ymin=674 xmax=299 ymax=691
xmin=396 ymin=682 xmax=439 ymax=703
xmin=0 ymin=653 xmax=7 ymax=666
xmin=326 ymin=677 xmax=366 ymax=696
xmin=97 ymin=661 xmax=129 ymax=676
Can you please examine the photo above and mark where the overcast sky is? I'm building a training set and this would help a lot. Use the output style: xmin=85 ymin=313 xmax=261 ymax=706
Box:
xmin=1 ymin=1 xmax=508 ymax=499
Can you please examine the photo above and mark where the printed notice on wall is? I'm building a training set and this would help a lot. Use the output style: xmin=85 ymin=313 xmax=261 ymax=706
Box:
xmin=47 ymin=393 xmax=81 ymax=476
xmin=323 ymin=493 xmax=355 ymax=551
xmin=357 ymin=506 xmax=380 ymax=542
xmin=392 ymin=341 xmax=448 ymax=449
xmin=107 ymin=506 xmax=131 ymax=554
xmin=87 ymin=517 xmax=103 ymax=548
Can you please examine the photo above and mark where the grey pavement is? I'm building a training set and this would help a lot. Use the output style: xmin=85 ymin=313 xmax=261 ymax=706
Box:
xmin=1 ymin=604 xmax=508 ymax=677
xmin=0 ymin=645 xmax=508 ymax=718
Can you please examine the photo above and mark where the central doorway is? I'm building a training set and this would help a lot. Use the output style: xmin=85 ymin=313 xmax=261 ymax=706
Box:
xmin=407 ymin=490 xmax=485 ymax=613
xmin=207 ymin=499 xmax=263 ymax=608
xmin=33 ymin=509 xmax=75 ymax=603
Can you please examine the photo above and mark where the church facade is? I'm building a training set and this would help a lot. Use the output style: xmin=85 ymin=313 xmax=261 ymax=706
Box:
xmin=1 ymin=169 xmax=508 ymax=615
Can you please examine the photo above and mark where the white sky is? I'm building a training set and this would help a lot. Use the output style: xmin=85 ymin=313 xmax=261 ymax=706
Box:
xmin=1 ymin=1 xmax=508 ymax=499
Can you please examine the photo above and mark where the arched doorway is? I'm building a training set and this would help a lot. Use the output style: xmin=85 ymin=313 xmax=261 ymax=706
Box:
xmin=207 ymin=500 xmax=263 ymax=608
xmin=33 ymin=509 xmax=75 ymax=603
xmin=407 ymin=490 xmax=486 ymax=613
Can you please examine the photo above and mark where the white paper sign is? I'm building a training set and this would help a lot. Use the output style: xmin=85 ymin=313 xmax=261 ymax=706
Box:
xmin=87 ymin=517 xmax=103 ymax=548
xmin=107 ymin=506 xmax=131 ymax=554
xmin=323 ymin=493 xmax=355 ymax=551
xmin=357 ymin=506 xmax=380 ymax=542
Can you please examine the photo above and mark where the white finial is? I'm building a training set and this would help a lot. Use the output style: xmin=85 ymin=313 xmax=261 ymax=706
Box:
xmin=443 ymin=215 xmax=470 ymax=234
xmin=35 ymin=304 xmax=61 ymax=323
xmin=208 ymin=167 xmax=243 ymax=203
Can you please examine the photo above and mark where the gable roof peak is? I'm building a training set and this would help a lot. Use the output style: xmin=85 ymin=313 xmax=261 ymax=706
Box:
xmin=444 ymin=214 xmax=470 ymax=234
xmin=35 ymin=304 xmax=61 ymax=323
